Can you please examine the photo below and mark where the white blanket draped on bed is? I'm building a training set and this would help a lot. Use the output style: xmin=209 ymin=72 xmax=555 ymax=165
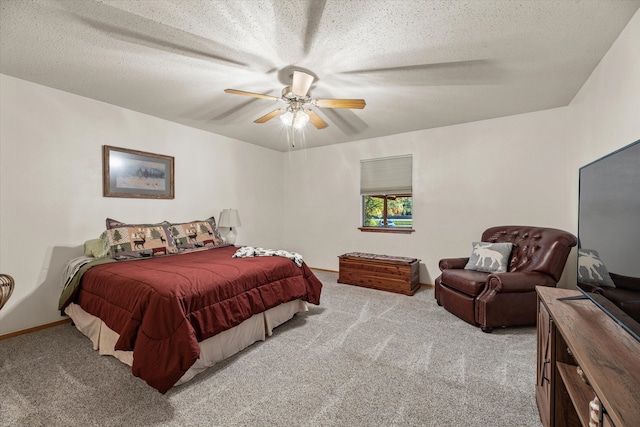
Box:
xmin=232 ymin=246 xmax=304 ymax=267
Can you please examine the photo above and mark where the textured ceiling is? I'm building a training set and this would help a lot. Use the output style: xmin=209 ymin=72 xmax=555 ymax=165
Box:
xmin=1 ymin=0 xmax=639 ymax=151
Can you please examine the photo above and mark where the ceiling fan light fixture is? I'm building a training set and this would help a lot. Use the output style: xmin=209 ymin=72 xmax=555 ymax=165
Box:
xmin=280 ymin=110 xmax=294 ymax=126
xmin=280 ymin=108 xmax=309 ymax=130
xmin=293 ymin=110 xmax=309 ymax=129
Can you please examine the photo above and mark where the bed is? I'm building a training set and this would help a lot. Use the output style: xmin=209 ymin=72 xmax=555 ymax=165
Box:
xmin=58 ymin=237 xmax=322 ymax=393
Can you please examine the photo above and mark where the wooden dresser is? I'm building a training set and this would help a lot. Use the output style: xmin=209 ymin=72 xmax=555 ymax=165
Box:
xmin=535 ymin=287 xmax=640 ymax=427
xmin=338 ymin=252 xmax=420 ymax=296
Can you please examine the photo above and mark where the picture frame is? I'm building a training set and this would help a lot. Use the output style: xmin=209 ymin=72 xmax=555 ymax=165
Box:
xmin=103 ymin=145 xmax=174 ymax=199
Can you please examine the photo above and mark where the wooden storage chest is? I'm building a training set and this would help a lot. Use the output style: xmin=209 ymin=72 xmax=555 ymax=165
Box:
xmin=338 ymin=252 xmax=420 ymax=296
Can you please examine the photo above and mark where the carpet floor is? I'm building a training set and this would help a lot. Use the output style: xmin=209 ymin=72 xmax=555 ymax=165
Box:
xmin=0 ymin=270 xmax=542 ymax=426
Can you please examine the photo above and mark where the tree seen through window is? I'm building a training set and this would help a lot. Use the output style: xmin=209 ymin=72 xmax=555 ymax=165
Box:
xmin=363 ymin=195 xmax=412 ymax=228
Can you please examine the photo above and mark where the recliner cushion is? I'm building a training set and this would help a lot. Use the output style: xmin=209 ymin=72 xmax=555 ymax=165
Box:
xmin=464 ymin=242 xmax=513 ymax=273
xmin=441 ymin=269 xmax=491 ymax=296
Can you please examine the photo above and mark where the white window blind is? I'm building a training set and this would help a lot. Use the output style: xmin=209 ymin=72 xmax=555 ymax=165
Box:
xmin=360 ymin=154 xmax=412 ymax=196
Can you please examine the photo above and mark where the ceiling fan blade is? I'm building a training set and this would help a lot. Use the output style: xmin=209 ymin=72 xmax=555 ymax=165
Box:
xmin=64 ymin=1 xmax=257 ymax=69
xmin=291 ymin=71 xmax=314 ymax=97
xmin=302 ymin=0 xmax=327 ymax=54
xmin=322 ymin=108 xmax=368 ymax=136
xmin=224 ymin=89 xmax=280 ymax=101
xmin=342 ymin=60 xmax=488 ymax=75
xmin=306 ymin=110 xmax=329 ymax=129
xmin=340 ymin=60 xmax=502 ymax=86
xmin=254 ymin=109 xmax=286 ymax=123
xmin=314 ymin=99 xmax=366 ymax=109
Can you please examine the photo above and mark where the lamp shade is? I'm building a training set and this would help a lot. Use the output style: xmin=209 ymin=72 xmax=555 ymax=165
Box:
xmin=219 ymin=209 xmax=241 ymax=245
xmin=218 ymin=209 xmax=241 ymax=228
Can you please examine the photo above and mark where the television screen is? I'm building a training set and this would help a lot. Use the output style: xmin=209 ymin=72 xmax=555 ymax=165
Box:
xmin=577 ymin=139 xmax=640 ymax=342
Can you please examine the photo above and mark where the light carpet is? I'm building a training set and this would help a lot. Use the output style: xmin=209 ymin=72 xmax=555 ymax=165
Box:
xmin=0 ymin=270 xmax=542 ymax=426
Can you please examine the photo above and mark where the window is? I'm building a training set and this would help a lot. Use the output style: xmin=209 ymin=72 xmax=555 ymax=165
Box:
xmin=360 ymin=155 xmax=413 ymax=233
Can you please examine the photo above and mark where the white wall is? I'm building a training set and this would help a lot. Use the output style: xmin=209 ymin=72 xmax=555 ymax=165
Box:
xmin=282 ymin=9 xmax=640 ymax=287
xmin=568 ymin=9 xmax=640 ymax=166
xmin=565 ymin=9 xmax=640 ymax=279
xmin=282 ymin=108 xmax=572 ymax=284
xmin=0 ymin=75 xmax=284 ymax=335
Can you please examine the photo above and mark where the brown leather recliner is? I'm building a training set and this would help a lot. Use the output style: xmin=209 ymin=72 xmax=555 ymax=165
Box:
xmin=434 ymin=226 xmax=577 ymax=332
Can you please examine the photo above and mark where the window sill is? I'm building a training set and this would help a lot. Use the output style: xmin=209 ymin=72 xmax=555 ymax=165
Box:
xmin=358 ymin=227 xmax=415 ymax=234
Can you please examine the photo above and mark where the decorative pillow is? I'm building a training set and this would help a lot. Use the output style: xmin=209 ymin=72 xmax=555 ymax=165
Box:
xmin=102 ymin=225 xmax=177 ymax=259
xmin=168 ymin=217 xmax=224 ymax=251
xmin=105 ymin=217 xmax=169 ymax=230
xmin=84 ymin=238 xmax=110 ymax=258
xmin=464 ymin=242 xmax=513 ymax=273
xmin=578 ymin=249 xmax=615 ymax=288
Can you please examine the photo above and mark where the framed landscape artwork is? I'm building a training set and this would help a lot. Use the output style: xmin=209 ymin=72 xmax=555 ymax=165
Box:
xmin=103 ymin=145 xmax=174 ymax=199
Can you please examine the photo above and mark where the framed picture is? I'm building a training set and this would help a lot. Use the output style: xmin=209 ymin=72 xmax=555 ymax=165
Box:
xmin=103 ymin=145 xmax=174 ymax=199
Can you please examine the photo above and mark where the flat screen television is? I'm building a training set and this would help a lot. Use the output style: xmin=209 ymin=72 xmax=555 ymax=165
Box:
xmin=576 ymin=139 xmax=640 ymax=342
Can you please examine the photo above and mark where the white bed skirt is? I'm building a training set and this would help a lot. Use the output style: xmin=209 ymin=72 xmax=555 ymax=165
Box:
xmin=65 ymin=299 xmax=308 ymax=386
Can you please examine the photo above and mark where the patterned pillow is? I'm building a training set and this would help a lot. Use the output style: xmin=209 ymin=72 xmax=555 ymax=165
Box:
xmin=105 ymin=217 xmax=169 ymax=230
xmin=578 ymin=249 xmax=615 ymax=288
xmin=168 ymin=217 xmax=224 ymax=251
xmin=103 ymin=225 xmax=177 ymax=259
xmin=464 ymin=242 xmax=513 ymax=273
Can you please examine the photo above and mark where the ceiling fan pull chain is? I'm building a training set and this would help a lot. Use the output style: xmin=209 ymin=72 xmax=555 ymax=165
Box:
xmin=285 ymin=126 xmax=294 ymax=148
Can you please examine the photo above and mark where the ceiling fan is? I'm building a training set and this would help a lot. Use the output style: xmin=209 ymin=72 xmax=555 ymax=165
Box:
xmin=224 ymin=70 xmax=366 ymax=130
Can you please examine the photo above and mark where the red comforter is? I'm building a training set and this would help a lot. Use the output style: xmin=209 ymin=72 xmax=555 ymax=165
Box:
xmin=74 ymin=246 xmax=322 ymax=393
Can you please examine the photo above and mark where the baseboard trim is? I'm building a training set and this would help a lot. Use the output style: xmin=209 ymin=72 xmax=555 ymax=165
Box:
xmin=0 ymin=318 xmax=72 ymax=341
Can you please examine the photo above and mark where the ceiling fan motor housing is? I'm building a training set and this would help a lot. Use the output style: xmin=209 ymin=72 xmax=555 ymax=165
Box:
xmin=282 ymin=86 xmax=310 ymax=103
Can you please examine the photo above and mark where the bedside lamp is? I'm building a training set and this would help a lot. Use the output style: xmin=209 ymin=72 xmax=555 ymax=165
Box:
xmin=219 ymin=209 xmax=241 ymax=245
xmin=0 ymin=274 xmax=15 ymax=310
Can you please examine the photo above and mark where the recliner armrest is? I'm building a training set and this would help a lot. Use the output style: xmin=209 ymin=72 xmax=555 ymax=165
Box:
xmin=486 ymin=271 xmax=556 ymax=293
xmin=439 ymin=258 xmax=469 ymax=271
